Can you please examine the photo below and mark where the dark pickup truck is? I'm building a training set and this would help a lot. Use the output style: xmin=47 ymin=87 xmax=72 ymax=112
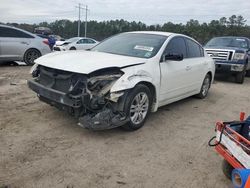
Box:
xmin=204 ymin=36 xmax=250 ymax=83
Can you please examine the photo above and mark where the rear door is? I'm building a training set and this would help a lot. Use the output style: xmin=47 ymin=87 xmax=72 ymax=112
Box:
xmin=184 ymin=38 xmax=207 ymax=90
xmin=86 ymin=38 xmax=98 ymax=49
xmin=75 ymin=38 xmax=97 ymax=50
xmin=0 ymin=26 xmax=34 ymax=61
xmin=75 ymin=39 xmax=88 ymax=50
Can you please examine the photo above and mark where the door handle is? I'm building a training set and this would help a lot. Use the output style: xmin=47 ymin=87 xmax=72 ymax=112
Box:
xmin=20 ymin=41 xmax=28 ymax=45
xmin=185 ymin=66 xmax=192 ymax=71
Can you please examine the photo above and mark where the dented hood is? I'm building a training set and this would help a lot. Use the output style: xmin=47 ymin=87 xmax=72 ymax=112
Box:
xmin=35 ymin=51 xmax=146 ymax=74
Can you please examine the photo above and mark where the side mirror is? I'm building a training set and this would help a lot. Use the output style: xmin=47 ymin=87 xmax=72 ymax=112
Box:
xmin=164 ymin=53 xmax=184 ymax=61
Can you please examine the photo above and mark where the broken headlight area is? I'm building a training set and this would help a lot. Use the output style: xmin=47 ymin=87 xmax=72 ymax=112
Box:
xmin=28 ymin=65 xmax=128 ymax=130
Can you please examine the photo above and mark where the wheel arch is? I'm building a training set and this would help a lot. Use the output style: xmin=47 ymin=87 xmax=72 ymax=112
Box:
xmin=110 ymin=70 xmax=159 ymax=111
xmin=207 ymin=71 xmax=212 ymax=79
xmin=206 ymin=71 xmax=213 ymax=85
xmin=69 ymin=46 xmax=76 ymax=50
xmin=113 ymin=81 xmax=158 ymax=113
xmin=136 ymin=81 xmax=157 ymax=105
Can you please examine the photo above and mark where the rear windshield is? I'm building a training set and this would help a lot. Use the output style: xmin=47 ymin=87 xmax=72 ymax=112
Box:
xmin=66 ymin=37 xmax=80 ymax=43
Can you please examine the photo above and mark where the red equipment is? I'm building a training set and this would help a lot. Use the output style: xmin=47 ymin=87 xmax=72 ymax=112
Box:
xmin=215 ymin=121 xmax=250 ymax=169
xmin=209 ymin=113 xmax=250 ymax=179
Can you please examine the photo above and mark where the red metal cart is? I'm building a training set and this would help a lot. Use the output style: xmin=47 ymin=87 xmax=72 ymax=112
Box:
xmin=209 ymin=113 xmax=250 ymax=179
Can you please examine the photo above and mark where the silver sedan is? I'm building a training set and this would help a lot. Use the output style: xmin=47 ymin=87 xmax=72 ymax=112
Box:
xmin=0 ymin=24 xmax=51 ymax=65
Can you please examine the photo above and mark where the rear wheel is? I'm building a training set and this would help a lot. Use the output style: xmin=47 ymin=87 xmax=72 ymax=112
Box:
xmin=24 ymin=49 xmax=41 ymax=65
xmin=69 ymin=47 xmax=76 ymax=50
xmin=196 ymin=74 xmax=211 ymax=99
xmin=122 ymin=84 xmax=152 ymax=131
xmin=222 ymin=160 xmax=234 ymax=179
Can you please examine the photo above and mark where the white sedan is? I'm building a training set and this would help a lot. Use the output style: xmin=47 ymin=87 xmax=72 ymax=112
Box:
xmin=28 ymin=31 xmax=215 ymax=131
xmin=53 ymin=37 xmax=98 ymax=51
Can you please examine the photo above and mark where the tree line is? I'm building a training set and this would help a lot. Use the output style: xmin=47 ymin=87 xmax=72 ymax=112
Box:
xmin=4 ymin=15 xmax=250 ymax=45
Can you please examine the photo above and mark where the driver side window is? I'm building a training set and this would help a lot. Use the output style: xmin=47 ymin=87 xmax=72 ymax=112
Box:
xmin=163 ymin=37 xmax=187 ymax=59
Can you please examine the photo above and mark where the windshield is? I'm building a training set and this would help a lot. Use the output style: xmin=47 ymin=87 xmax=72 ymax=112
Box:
xmin=66 ymin=37 xmax=80 ymax=43
xmin=91 ymin=33 xmax=167 ymax=58
xmin=205 ymin=37 xmax=249 ymax=49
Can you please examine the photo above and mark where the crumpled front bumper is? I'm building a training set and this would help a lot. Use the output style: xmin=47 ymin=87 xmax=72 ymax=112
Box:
xmin=78 ymin=108 xmax=128 ymax=130
xmin=28 ymin=80 xmax=128 ymax=130
xmin=27 ymin=80 xmax=82 ymax=107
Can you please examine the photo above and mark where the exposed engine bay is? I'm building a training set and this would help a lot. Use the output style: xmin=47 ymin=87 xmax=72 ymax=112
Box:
xmin=28 ymin=65 xmax=129 ymax=130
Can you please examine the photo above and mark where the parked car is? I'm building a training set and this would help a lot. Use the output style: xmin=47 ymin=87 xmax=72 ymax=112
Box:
xmin=205 ymin=36 xmax=250 ymax=83
xmin=53 ymin=37 xmax=98 ymax=51
xmin=34 ymin=27 xmax=52 ymax=35
xmin=28 ymin=31 xmax=215 ymax=131
xmin=0 ymin=24 xmax=51 ymax=65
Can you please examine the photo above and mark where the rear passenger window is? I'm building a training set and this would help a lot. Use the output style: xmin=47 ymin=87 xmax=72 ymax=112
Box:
xmin=0 ymin=27 xmax=34 ymax=38
xmin=164 ymin=37 xmax=187 ymax=58
xmin=87 ymin=39 xmax=96 ymax=44
xmin=186 ymin=39 xmax=203 ymax=58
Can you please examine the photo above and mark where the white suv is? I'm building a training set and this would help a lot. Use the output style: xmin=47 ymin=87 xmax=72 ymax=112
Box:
xmin=28 ymin=31 xmax=215 ymax=131
xmin=0 ymin=24 xmax=51 ymax=65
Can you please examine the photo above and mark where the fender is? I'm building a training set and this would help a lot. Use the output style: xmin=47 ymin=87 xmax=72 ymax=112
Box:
xmin=110 ymin=69 xmax=154 ymax=92
xmin=110 ymin=68 xmax=160 ymax=112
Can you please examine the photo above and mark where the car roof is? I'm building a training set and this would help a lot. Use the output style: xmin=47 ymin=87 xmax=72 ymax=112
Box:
xmin=126 ymin=31 xmax=202 ymax=46
xmin=128 ymin=31 xmax=175 ymax=37
xmin=0 ymin=24 xmax=14 ymax=28
xmin=0 ymin=24 xmax=38 ymax=38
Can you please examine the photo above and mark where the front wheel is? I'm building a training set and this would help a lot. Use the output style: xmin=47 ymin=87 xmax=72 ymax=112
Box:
xmin=196 ymin=74 xmax=211 ymax=99
xmin=246 ymin=70 xmax=250 ymax=77
xmin=235 ymin=70 xmax=246 ymax=84
xmin=122 ymin=84 xmax=152 ymax=131
xmin=69 ymin=47 xmax=76 ymax=50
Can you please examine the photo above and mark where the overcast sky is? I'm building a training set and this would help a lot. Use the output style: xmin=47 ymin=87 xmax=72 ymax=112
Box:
xmin=1 ymin=0 xmax=250 ymax=25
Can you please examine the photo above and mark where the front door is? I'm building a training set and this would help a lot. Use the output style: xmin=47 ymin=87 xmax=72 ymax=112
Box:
xmin=0 ymin=26 xmax=32 ymax=61
xmin=159 ymin=37 xmax=191 ymax=103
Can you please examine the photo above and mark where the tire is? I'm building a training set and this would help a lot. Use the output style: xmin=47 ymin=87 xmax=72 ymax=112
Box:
xmin=196 ymin=74 xmax=211 ymax=99
xmin=246 ymin=69 xmax=250 ymax=77
xmin=222 ymin=160 xmax=234 ymax=179
xmin=69 ymin=47 xmax=76 ymax=50
xmin=235 ymin=70 xmax=246 ymax=84
xmin=23 ymin=49 xmax=41 ymax=65
xmin=122 ymin=84 xmax=152 ymax=131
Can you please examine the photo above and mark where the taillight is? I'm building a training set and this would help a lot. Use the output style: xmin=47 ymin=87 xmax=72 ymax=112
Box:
xmin=43 ymin=39 xmax=49 ymax=46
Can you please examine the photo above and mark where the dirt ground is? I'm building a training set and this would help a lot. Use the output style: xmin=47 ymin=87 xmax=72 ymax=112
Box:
xmin=0 ymin=64 xmax=249 ymax=188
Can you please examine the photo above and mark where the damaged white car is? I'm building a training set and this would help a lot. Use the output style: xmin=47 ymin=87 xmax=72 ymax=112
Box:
xmin=28 ymin=31 xmax=215 ymax=131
